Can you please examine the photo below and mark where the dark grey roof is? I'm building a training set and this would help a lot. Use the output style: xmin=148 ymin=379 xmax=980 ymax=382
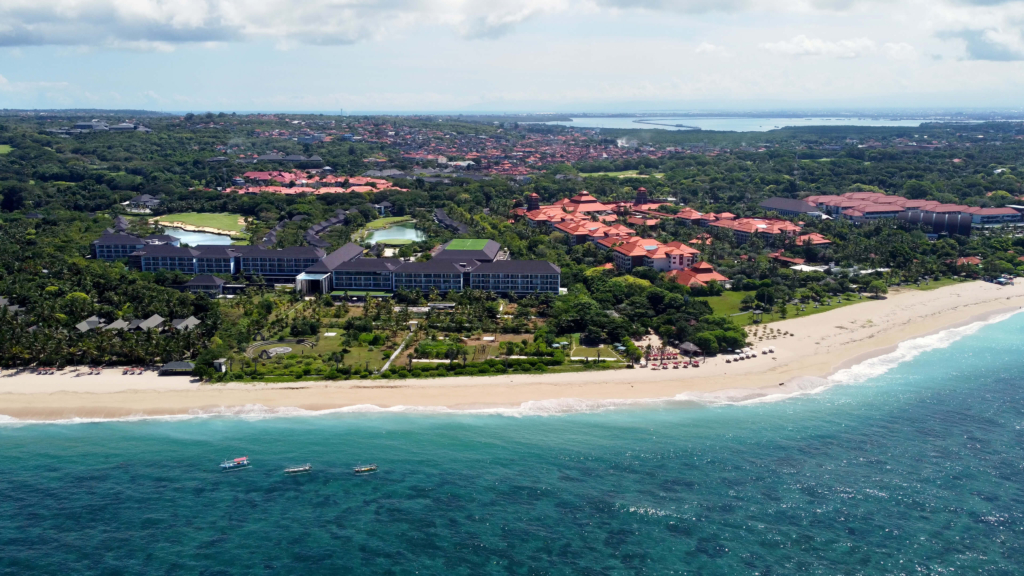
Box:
xmin=471 ymin=261 xmax=561 ymax=274
xmin=94 ymin=232 xmax=144 ymax=246
xmin=434 ymin=208 xmax=470 ymax=234
xmin=186 ymin=274 xmax=226 ymax=286
xmin=305 ymin=243 xmax=365 ymax=272
xmin=160 ymin=361 xmax=195 ymax=372
xmin=394 ymin=260 xmax=478 ymax=274
xmin=326 ymin=257 xmax=400 ymax=272
xmin=434 ymin=240 xmax=501 ymax=262
xmin=104 ymin=319 xmax=130 ymax=331
xmin=138 ymin=315 xmax=165 ymax=331
xmin=132 ymin=245 xmax=199 ymax=257
xmin=193 ymin=246 xmax=239 ymax=258
xmin=75 ymin=316 xmax=105 ymax=332
xmin=759 ymin=197 xmax=819 ymax=213
xmin=171 ymin=317 xmax=201 ymax=330
xmin=236 ymin=246 xmax=325 ymax=259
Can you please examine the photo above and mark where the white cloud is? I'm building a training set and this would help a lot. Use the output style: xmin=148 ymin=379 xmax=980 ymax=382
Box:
xmin=0 ymin=0 xmax=1014 ymax=53
xmin=694 ymin=42 xmax=724 ymax=54
xmin=0 ymin=73 xmax=69 ymax=92
xmin=759 ymin=35 xmax=877 ymax=58
xmin=884 ymin=42 xmax=917 ymax=59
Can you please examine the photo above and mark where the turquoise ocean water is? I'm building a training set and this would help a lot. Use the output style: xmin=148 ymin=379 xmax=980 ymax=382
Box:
xmin=3 ymin=312 xmax=1024 ymax=574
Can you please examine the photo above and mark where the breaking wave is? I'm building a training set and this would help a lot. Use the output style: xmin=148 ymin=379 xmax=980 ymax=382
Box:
xmin=2 ymin=309 xmax=1020 ymax=425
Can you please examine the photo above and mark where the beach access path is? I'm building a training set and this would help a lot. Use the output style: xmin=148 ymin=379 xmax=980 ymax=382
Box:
xmin=2 ymin=281 xmax=1023 ymax=421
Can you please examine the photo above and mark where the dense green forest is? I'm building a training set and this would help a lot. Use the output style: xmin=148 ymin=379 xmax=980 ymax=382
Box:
xmin=1 ymin=113 xmax=1023 ymax=374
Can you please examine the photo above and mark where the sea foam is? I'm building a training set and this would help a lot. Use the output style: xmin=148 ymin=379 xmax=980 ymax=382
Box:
xmin=2 ymin=309 xmax=1020 ymax=425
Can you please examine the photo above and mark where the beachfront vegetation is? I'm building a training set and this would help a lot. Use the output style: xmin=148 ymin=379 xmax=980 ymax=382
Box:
xmin=2 ymin=113 xmax=1023 ymax=377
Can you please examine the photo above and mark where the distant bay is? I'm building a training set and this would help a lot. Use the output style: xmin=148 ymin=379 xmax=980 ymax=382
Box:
xmin=532 ymin=116 xmax=937 ymax=132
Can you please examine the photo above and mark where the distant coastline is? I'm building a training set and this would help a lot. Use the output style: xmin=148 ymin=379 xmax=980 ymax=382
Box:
xmin=1 ymin=282 xmax=1022 ymax=422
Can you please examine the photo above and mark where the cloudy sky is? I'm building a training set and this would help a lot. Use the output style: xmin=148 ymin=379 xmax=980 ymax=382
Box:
xmin=1 ymin=0 xmax=1024 ymax=112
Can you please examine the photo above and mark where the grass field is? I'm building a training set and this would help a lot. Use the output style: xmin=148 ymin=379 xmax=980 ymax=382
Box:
xmin=581 ymin=170 xmax=664 ymax=178
xmin=703 ymin=291 xmax=869 ymax=326
xmin=365 ymin=216 xmax=412 ymax=230
xmin=159 ymin=212 xmax=246 ymax=233
xmin=0 ymin=145 xmax=12 ymax=155
xmin=903 ymin=277 xmax=963 ymax=291
xmin=446 ymin=239 xmax=490 ymax=250
xmin=570 ymin=346 xmax=620 ymax=359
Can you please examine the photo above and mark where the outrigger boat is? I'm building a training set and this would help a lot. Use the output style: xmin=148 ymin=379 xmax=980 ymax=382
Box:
xmin=220 ymin=456 xmax=250 ymax=471
xmin=284 ymin=464 xmax=312 ymax=475
xmin=353 ymin=464 xmax=378 ymax=475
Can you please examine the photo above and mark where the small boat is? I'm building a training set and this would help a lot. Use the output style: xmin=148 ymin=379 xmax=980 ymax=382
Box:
xmin=353 ymin=464 xmax=378 ymax=474
xmin=284 ymin=464 xmax=312 ymax=475
xmin=220 ymin=456 xmax=250 ymax=471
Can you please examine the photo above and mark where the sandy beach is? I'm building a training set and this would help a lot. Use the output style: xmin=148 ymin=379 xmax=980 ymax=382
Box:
xmin=2 ymin=281 xmax=1022 ymax=421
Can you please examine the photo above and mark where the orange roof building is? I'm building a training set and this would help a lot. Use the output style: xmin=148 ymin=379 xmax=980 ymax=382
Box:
xmin=610 ymin=238 xmax=701 ymax=272
xmin=667 ymin=262 xmax=730 ymax=288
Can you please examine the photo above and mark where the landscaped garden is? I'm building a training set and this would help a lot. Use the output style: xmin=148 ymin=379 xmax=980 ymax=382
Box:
xmin=157 ymin=212 xmax=247 ymax=234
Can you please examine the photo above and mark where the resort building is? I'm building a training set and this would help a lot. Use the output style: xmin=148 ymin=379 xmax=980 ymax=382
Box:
xmin=804 ymin=191 xmax=1021 ymax=234
xmin=667 ymin=262 xmax=731 ymax=288
xmin=129 ymin=244 xmax=201 ymax=273
xmin=306 ymin=241 xmax=560 ymax=296
xmin=92 ymin=232 xmax=146 ymax=260
xmin=185 ymin=275 xmax=226 ymax=296
xmin=469 ymin=261 xmax=562 ymax=294
xmin=609 ymin=238 xmax=701 ymax=272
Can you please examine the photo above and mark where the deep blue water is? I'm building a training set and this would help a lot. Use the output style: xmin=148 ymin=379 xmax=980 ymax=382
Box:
xmin=3 ymin=314 xmax=1024 ymax=574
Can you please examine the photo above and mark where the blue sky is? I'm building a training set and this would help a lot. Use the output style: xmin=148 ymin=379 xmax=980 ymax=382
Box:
xmin=2 ymin=0 xmax=1024 ymax=112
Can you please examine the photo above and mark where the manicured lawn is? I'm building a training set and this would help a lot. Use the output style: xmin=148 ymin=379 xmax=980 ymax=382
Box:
xmin=365 ymin=216 xmax=412 ymax=230
xmin=570 ymin=346 xmax=620 ymax=359
xmin=339 ymin=346 xmax=390 ymax=371
xmin=159 ymin=212 xmax=246 ymax=233
xmin=703 ymin=291 xmax=751 ymax=318
xmin=0 ymin=145 xmax=12 ymax=155
xmin=903 ymin=277 xmax=964 ymax=291
xmin=704 ymin=291 xmax=870 ymax=326
xmin=446 ymin=239 xmax=490 ymax=250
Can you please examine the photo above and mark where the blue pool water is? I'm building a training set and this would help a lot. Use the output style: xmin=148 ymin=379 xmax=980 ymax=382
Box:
xmin=3 ymin=313 xmax=1024 ymax=574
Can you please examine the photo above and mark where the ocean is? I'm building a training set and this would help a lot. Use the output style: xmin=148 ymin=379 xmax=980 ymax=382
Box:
xmin=3 ymin=313 xmax=1024 ymax=574
xmin=529 ymin=116 xmax=932 ymax=132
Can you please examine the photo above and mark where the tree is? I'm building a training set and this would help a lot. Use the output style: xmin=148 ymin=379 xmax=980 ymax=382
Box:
xmin=868 ymin=280 xmax=888 ymax=298
xmin=692 ymin=333 xmax=719 ymax=356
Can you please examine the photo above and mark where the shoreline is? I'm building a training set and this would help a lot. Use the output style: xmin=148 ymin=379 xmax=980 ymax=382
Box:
xmin=2 ymin=282 xmax=1023 ymax=422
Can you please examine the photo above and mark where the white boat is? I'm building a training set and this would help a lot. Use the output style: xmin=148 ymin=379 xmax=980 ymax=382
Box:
xmin=220 ymin=456 xmax=250 ymax=471
xmin=353 ymin=464 xmax=378 ymax=474
xmin=284 ymin=464 xmax=312 ymax=474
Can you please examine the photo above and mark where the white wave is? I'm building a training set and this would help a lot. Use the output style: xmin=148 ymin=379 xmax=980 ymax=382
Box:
xmin=2 ymin=309 xmax=1019 ymax=425
xmin=828 ymin=308 xmax=1021 ymax=386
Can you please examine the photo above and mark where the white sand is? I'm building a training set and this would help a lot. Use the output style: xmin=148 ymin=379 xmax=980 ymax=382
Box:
xmin=1 ymin=281 xmax=1022 ymax=421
